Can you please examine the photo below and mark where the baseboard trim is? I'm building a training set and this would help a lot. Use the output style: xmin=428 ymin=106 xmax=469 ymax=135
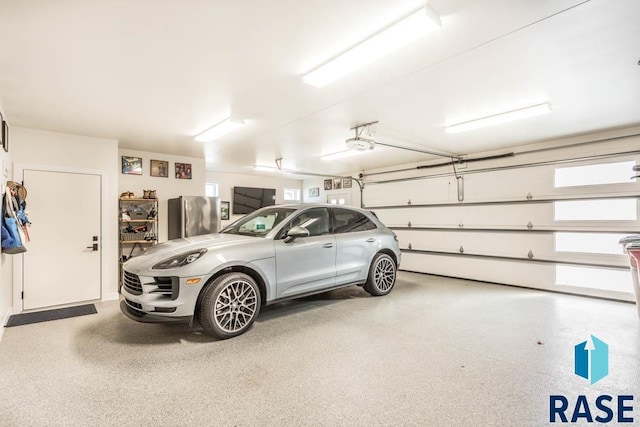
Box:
xmin=102 ymin=292 xmax=119 ymax=302
xmin=0 ymin=306 xmax=14 ymax=342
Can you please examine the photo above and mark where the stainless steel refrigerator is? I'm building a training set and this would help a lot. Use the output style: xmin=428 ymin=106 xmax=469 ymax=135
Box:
xmin=168 ymin=196 xmax=221 ymax=240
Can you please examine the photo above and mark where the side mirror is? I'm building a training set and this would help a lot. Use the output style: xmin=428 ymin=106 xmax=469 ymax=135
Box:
xmin=284 ymin=226 xmax=310 ymax=243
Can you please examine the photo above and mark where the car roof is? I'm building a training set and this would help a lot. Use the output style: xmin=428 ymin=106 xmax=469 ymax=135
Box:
xmin=277 ymin=203 xmax=370 ymax=213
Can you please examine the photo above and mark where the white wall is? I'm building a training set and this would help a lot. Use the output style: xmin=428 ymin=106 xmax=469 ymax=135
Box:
xmin=0 ymin=108 xmax=13 ymax=336
xmin=302 ymin=174 xmax=361 ymax=207
xmin=119 ymin=148 xmax=205 ymax=242
xmin=10 ymin=127 xmax=120 ymax=306
xmin=205 ymin=171 xmax=302 ymax=226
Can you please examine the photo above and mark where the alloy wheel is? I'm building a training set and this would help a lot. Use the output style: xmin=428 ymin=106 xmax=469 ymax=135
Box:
xmin=374 ymin=257 xmax=396 ymax=292
xmin=214 ymin=280 xmax=258 ymax=333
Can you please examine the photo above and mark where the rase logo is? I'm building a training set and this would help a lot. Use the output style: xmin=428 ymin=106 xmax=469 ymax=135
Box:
xmin=574 ymin=335 xmax=608 ymax=385
xmin=549 ymin=335 xmax=635 ymax=424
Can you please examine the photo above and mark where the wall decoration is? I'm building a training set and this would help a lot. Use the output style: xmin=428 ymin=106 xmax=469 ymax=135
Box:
xmin=220 ymin=201 xmax=230 ymax=220
xmin=342 ymin=177 xmax=352 ymax=189
xmin=324 ymin=179 xmax=333 ymax=191
xmin=150 ymin=159 xmax=169 ymax=177
xmin=333 ymin=178 xmax=342 ymax=190
xmin=0 ymin=111 xmax=4 ymax=152
xmin=122 ymin=156 xmax=142 ymax=175
xmin=308 ymin=187 xmax=320 ymax=198
xmin=175 ymin=162 xmax=192 ymax=179
xmin=2 ymin=120 xmax=8 ymax=153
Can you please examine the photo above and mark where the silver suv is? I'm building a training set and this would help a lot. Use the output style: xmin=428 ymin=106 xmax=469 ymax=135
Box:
xmin=121 ymin=204 xmax=400 ymax=339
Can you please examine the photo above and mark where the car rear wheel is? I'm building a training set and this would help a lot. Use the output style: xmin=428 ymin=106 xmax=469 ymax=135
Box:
xmin=198 ymin=272 xmax=261 ymax=339
xmin=364 ymin=253 xmax=397 ymax=296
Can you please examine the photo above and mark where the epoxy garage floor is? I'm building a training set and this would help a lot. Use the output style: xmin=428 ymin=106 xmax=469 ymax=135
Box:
xmin=1 ymin=271 xmax=639 ymax=426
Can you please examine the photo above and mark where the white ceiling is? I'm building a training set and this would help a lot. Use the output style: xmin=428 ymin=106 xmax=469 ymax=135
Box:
xmin=1 ymin=0 xmax=639 ymax=177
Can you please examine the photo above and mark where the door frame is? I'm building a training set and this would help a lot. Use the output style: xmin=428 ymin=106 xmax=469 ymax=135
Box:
xmin=12 ymin=163 xmax=111 ymax=313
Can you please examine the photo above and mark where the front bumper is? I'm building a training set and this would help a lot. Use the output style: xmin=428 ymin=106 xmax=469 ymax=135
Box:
xmin=120 ymin=269 xmax=211 ymax=324
xmin=120 ymin=300 xmax=193 ymax=324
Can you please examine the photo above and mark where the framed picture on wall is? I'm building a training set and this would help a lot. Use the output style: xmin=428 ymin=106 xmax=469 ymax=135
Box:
xmin=121 ymin=156 xmax=142 ymax=175
xmin=333 ymin=178 xmax=342 ymax=190
xmin=1 ymin=121 xmax=7 ymax=153
xmin=220 ymin=201 xmax=230 ymax=220
xmin=342 ymin=177 xmax=352 ymax=189
xmin=175 ymin=162 xmax=192 ymax=179
xmin=324 ymin=179 xmax=333 ymax=191
xmin=0 ymin=110 xmax=4 ymax=152
xmin=308 ymin=187 xmax=320 ymax=198
xmin=150 ymin=159 xmax=169 ymax=177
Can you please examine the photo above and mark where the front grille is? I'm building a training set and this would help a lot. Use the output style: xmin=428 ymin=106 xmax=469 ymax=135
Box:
xmin=124 ymin=298 xmax=144 ymax=316
xmin=123 ymin=271 xmax=142 ymax=295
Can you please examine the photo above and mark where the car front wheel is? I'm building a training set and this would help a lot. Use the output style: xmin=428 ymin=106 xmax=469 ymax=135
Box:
xmin=198 ymin=272 xmax=261 ymax=339
xmin=364 ymin=253 xmax=397 ymax=296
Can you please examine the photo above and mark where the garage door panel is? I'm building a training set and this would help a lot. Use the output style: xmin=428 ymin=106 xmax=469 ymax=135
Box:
xmin=364 ymin=176 xmax=455 ymax=206
xmin=374 ymin=204 xmax=553 ymax=228
xmin=399 ymin=252 xmax=633 ymax=301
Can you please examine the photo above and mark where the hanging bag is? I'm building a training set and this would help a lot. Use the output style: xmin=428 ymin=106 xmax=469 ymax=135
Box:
xmin=1 ymin=192 xmax=27 ymax=254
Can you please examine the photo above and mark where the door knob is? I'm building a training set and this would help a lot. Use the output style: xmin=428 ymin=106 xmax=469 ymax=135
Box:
xmin=86 ymin=243 xmax=99 ymax=251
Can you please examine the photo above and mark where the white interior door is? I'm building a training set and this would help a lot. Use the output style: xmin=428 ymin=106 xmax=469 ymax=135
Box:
xmin=22 ymin=170 xmax=101 ymax=310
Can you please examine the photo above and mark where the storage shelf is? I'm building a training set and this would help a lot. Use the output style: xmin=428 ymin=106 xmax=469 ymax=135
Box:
xmin=119 ymin=197 xmax=159 ymax=290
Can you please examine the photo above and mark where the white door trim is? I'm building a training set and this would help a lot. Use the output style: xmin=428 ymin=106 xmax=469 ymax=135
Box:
xmin=12 ymin=163 xmax=110 ymax=313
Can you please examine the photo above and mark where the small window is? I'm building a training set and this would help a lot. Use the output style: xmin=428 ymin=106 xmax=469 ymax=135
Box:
xmin=554 ymin=199 xmax=637 ymax=221
xmin=556 ymin=265 xmax=633 ymax=293
xmin=333 ymin=208 xmax=376 ymax=233
xmin=205 ymin=183 xmax=219 ymax=197
xmin=555 ymin=233 xmax=627 ymax=255
xmin=554 ymin=161 xmax=636 ymax=187
xmin=283 ymin=188 xmax=301 ymax=202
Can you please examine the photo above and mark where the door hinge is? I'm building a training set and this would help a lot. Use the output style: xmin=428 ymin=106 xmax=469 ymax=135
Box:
xmin=21 ymin=291 xmax=24 ymax=299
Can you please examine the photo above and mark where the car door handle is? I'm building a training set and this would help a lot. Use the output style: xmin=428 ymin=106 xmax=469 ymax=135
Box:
xmin=366 ymin=238 xmax=376 ymax=243
xmin=322 ymin=243 xmax=334 ymax=248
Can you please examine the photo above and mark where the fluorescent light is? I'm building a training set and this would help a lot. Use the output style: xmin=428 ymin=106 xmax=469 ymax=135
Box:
xmin=303 ymin=5 xmax=441 ymax=88
xmin=321 ymin=150 xmax=362 ymax=161
xmin=195 ymin=117 xmax=245 ymax=142
xmin=446 ymin=103 xmax=552 ymax=134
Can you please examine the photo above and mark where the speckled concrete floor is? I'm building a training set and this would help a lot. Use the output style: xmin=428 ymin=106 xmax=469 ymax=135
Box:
xmin=0 ymin=272 xmax=639 ymax=426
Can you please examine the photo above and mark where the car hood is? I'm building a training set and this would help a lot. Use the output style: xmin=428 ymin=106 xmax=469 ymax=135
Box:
xmin=124 ymin=233 xmax=265 ymax=271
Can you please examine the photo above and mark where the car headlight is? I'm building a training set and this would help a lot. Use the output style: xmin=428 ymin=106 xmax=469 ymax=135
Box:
xmin=152 ymin=249 xmax=207 ymax=269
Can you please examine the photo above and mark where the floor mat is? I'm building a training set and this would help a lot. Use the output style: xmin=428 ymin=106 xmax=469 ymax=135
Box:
xmin=5 ymin=304 xmax=97 ymax=327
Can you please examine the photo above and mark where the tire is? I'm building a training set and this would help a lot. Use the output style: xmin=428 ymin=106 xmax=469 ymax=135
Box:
xmin=198 ymin=272 xmax=261 ymax=339
xmin=363 ymin=253 xmax=397 ymax=296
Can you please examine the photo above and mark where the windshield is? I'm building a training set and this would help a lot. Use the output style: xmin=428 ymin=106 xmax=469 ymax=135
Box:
xmin=220 ymin=207 xmax=297 ymax=237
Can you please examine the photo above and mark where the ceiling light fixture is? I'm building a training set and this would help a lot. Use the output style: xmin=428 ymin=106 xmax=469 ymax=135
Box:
xmin=195 ymin=117 xmax=245 ymax=142
xmin=303 ymin=5 xmax=441 ymax=88
xmin=446 ymin=103 xmax=552 ymax=134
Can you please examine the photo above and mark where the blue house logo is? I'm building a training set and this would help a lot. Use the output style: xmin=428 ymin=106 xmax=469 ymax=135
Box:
xmin=574 ymin=335 xmax=608 ymax=385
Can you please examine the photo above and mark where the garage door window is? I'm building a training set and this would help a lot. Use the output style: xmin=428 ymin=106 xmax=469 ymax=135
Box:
xmin=556 ymin=265 xmax=632 ymax=293
xmin=554 ymin=199 xmax=637 ymax=221
xmin=554 ymin=161 xmax=636 ymax=187
xmin=555 ymin=232 xmax=627 ymax=255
